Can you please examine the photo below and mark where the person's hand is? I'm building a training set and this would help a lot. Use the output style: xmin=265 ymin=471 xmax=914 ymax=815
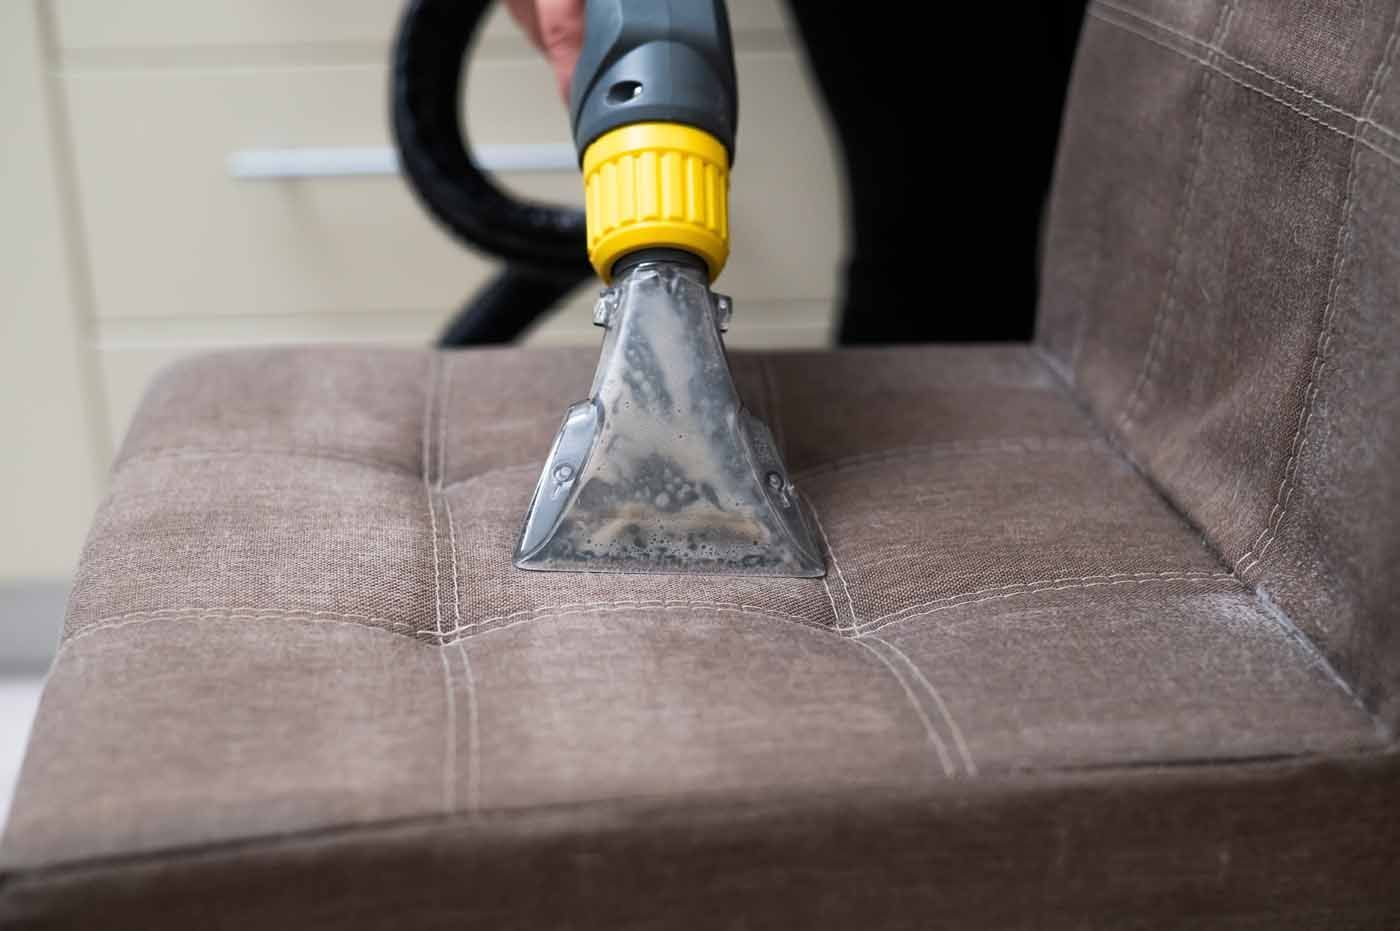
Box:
xmin=505 ymin=0 xmax=586 ymax=101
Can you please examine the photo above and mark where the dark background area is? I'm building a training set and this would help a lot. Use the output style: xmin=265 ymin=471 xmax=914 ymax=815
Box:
xmin=787 ymin=1 xmax=1092 ymax=343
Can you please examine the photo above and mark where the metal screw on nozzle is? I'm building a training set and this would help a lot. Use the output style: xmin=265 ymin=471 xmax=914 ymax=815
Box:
xmin=592 ymin=289 xmax=619 ymax=328
xmin=713 ymin=294 xmax=733 ymax=332
xmin=766 ymin=470 xmax=794 ymax=508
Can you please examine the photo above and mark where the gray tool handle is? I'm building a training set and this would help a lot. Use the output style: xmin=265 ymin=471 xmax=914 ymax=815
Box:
xmin=569 ymin=0 xmax=738 ymax=160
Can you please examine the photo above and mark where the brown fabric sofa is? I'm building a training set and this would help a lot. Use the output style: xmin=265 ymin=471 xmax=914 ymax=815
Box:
xmin=4 ymin=0 xmax=1399 ymax=927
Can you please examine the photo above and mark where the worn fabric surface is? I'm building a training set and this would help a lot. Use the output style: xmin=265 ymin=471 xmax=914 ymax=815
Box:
xmin=7 ymin=0 xmax=1400 ymax=926
xmin=1 ymin=344 xmax=1394 ymax=928
xmin=1040 ymin=0 xmax=1400 ymax=728
xmin=5 ymin=756 xmax=1400 ymax=931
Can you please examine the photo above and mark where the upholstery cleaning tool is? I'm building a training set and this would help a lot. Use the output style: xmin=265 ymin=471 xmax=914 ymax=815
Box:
xmin=513 ymin=0 xmax=824 ymax=577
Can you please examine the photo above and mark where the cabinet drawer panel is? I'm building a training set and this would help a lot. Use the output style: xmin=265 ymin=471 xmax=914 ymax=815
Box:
xmin=64 ymin=51 xmax=841 ymax=321
xmin=53 ymin=0 xmax=791 ymax=53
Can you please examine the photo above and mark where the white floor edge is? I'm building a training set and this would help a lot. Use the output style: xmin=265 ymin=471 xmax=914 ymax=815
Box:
xmin=0 ymin=678 xmax=45 ymax=835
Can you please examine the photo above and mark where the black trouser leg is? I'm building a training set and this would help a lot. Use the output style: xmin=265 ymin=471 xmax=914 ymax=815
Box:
xmin=784 ymin=2 xmax=1090 ymax=343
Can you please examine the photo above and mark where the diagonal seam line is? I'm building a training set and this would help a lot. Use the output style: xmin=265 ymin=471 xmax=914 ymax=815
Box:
xmin=867 ymin=635 xmax=978 ymax=777
xmin=114 ymin=446 xmax=416 ymax=478
xmin=77 ymin=605 xmax=415 ymax=629
xmin=1094 ymin=0 xmax=1400 ymax=146
xmin=54 ymin=605 xmax=844 ymax=655
xmin=802 ymin=495 xmax=855 ymax=631
xmin=1088 ymin=9 xmax=1400 ymax=173
xmin=55 ymin=612 xmax=424 ymax=654
xmin=1253 ymin=588 xmax=1388 ymax=738
xmin=864 ymin=570 xmax=1236 ymax=628
xmin=437 ymin=603 xmax=840 ymax=646
xmin=1032 ymin=346 xmax=1244 ymax=586
xmin=1088 ymin=5 xmax=1344 ymax=140
xmin=433 ymin=598 xmax=823 ymax=639
xmin=796 ymin=437 xmax=1106 ymax=482
xmin=422 ymin=354 xmax=444 ymax=634
xmin=857 ymin=575 xmax=1245 ymax=638
xmin=854 ymin=638 xmax=957 ymax=778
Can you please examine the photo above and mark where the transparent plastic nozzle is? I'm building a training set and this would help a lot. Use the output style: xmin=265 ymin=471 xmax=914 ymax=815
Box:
xmin=513 ymin=260 xmax=825 ymax=577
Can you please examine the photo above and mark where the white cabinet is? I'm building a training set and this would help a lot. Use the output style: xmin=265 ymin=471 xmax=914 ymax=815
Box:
xmin=3 ymin=0 xmax=845 ymax=585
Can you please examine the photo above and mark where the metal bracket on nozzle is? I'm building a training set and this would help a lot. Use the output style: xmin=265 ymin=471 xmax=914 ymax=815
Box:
xmin=593 ymin=284 xmax=732 ymax=333
xmin=514 ymin=260 xmax=824 ymax=577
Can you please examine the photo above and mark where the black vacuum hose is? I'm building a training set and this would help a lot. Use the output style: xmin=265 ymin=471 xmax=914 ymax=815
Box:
xmin=391 ymin=0 xmax=592 ymax=344
xmin=437 ymin=265 xmax=585 ymax=345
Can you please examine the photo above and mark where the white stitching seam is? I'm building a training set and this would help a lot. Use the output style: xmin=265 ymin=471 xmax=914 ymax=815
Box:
xmin=436 ymin=603 xmax=842 ymax=647
xmin=423 ymin=355 xmax=457 ymax=814
xmin=1089 ymin=9 xmax=1400 ymax=172
xmin=854 ymin=638 xmax=957 ymax=777
xmin=116 ymin=446 xmax=414 ymax=477
xmin=69 ymin=366 xmax=1249 ymax=652
xmin=803 ymin=496 xmax=855 ymax=631
xmin=857 ymin=574 xmax=1244 ymax=638
xmin=866 ymin=571 xmax=1236 ymax=628
xmin=756 ymin=360 xmax=838 ymax=636
xmin=58 ymin=573 xmax=1244 ymax=651
xmin=866 ymin=634 xmax=978 ymax=777
xmin=66 ymin=572 xmax=1232 ymax=643
xmin=58 ymin=612 xmax=419 ymax=653
xmin=55 ymin=605 xmax=840 ymax=655
xmin=432 ymin=600 xmax=826 ymax=639
xmin=1095 ymin=0 xmax=1400 ymax=146
xmin=439 ymin=355 xmax=479 ymax=812
xmin=78 ymin=606 xmax=414 ymax=630
xmin=1233 ymin=7 xmax=1400 ymax=579
xmin=1116 ymin=1 xmax=1237 ymax=434
xmin=796 ymin=437 xmax=1105 ymax=482
xmin=441 ymin=368 xmax=465 ymax=635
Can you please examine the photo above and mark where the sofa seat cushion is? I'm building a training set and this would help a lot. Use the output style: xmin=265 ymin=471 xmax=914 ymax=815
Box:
xmin=1 ymin=345 xmax=1392 ymax=929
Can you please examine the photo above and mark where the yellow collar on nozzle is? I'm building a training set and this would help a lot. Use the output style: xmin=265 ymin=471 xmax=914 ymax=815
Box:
xmin=581 ymin=122 xmax=730 ymax=284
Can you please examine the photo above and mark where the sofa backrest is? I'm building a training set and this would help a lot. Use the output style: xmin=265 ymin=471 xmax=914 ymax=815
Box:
xmin=1039 ymin=0 xmax=1400 ymax=726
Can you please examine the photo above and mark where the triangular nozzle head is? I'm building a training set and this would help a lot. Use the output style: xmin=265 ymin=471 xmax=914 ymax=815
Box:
xmin=513 ymin=261 xmax=825 ymax=577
